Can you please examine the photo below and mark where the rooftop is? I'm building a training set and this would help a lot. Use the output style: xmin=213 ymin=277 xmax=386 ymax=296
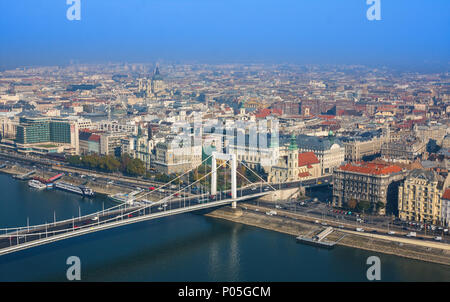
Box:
xmin=298 ymin=152 xmax=320 ymax=167
xmin=338 ymin=162 xmax=402 ymax=175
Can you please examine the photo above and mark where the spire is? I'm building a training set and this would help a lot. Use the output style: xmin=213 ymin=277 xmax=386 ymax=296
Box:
xmin=288 ymin=133 xmax=298 ymax=151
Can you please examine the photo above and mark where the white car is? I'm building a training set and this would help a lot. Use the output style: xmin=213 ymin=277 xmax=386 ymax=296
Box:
xmin=356 ymin=228 xmax=364 ymax=232
xmin=388 ymin=231 xmax=396 ymax=235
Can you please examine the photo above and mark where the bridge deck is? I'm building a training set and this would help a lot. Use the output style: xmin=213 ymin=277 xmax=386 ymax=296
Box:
xmin=0 ymin=191 xmax=269 ymax=256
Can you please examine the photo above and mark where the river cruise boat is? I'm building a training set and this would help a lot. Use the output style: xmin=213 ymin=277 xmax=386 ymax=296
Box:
xmin=28 ymin=179 xmax=47 ymax=190
xmin=54 ymin=181 xmax=95 ymax=197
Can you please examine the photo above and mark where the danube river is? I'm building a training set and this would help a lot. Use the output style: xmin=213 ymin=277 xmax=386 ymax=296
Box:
xmin=0 ymin=173 xmax=448 ymax=282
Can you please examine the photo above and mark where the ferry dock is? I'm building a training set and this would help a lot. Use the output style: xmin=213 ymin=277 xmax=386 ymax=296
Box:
xmin=296 ymin=226 xmax=337 ymax=249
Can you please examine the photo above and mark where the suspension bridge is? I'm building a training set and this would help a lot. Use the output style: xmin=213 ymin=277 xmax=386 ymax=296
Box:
xmin=0 ymin=152 xmax=277 ymax=256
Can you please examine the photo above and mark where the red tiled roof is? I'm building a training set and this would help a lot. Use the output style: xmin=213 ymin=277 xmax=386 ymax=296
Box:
xmin=338 ymin=162 xmax=402 ymax=175
xmin=298 ymin=152 xmax=319 ymax=167
xmin=254 ymin=108 xmax=283 ymax=118
xmin=442 ymin=188 xmax=450 ymax=200
xmin=298 ymin=172 xmax=311 ymax=178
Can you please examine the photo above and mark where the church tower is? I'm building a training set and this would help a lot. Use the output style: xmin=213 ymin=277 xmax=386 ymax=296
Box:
xmin=287 ymin=134 xmax=299 ymax=181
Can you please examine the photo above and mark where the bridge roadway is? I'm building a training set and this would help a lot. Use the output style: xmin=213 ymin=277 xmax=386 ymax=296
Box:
xmin=0 ymin=188 xmax=271 ymax=256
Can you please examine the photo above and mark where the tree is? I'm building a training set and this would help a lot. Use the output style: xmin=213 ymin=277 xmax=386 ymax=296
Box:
xmin=376 ymin=201 xmax=385 ymax=210
xmin=357 ymin=200 xmax=371 ymax=212
xmin=347 ymin=199 xmax=357 ymax=209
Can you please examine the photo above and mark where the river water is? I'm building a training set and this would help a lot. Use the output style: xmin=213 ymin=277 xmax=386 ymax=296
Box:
xmin=0 ymin=173 xmax=448 ymax=282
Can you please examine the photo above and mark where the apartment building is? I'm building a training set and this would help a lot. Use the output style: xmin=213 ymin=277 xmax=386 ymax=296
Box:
xmin=343 ymin=136 xmax=386 ymax=162
xmin=332 ymin=161 xmax=405 ymax=215
xmin=398 ymin=169 xmax=444 ymax=225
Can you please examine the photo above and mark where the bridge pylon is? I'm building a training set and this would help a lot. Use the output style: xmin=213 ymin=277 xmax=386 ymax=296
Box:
xmin=211 ymin=152 xmax=237 ymax=208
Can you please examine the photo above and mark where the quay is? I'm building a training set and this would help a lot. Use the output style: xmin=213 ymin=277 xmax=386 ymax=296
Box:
xmin=296 ymin=227 xmax=336 ymax=249
xmin=206 ymin=204 xmax=450 ymax=266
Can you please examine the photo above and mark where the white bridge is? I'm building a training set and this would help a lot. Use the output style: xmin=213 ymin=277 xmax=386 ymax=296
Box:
xmin=0 ymin=153 xmax=277 ymax=256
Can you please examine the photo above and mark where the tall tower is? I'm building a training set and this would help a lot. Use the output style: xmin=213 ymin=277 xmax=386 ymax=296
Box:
xmin=287 ymin=134 xmax=299 ymax=181
xmin=151 ymin=65 xmax=164 ymax=94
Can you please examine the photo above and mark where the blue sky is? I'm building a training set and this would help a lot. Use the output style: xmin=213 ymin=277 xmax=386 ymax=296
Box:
xmin=0 ymin=0 xmax=448 ymax=70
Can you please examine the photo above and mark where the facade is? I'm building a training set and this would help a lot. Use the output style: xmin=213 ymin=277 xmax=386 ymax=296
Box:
xmin=296 ymin=135 xmax=345 ymax=175
xmin=268 ymin=135 xmax=299 ymax=183
xmin=153 ymin=135 xmax=202 ymax=174
xmin=268 ymin=135 xmax=321 ymax=183
xmin=133 ymin=131 xmax=154 ymax=170
xmin=96 ymin=121 xmax=138 ymax=135
xmin=100 ymin=132 xmax=128 ymax=156
xmin=14 ymin=116 xmax=79 ymax=154
xmin=332 ymin=162 xmax=405 ymax=215
xmin=381 ymin=136 xmax=426 ymax=161
xmin=79 ymin=130 xmax=101 ymax=154
xmin=344 ymin=136 xmax=386 ymax=162
xmin=227 ymin=132 xmax=279 ymax=172
xmin=441 ymin=188 xmax=450 ymax=226
xmin=398 ymin=169 xmax=444 ymax=225
xmin=0 ymin=114 xmax=17 ymax=140
xmin=414 ymin=123 xmax=447 ymax=146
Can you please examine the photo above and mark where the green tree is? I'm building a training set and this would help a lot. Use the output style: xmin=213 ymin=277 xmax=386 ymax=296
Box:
xmin=357 ymin=200 xmax=371 ymax=212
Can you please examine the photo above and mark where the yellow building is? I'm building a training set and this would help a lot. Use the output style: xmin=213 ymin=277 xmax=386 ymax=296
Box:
xmin=398 ymin=169 xmax=444 ymax=225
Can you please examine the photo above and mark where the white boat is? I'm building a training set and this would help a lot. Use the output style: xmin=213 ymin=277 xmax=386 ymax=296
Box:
xmin=28 ymin=180 xmax=47 ymax=190
xmin=108 ymin=193 xmax=135 ymax=204
xmin=54 ymin=181 xmax=95 ymax=197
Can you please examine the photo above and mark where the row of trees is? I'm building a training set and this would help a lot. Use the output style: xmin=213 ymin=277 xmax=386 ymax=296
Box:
xmin=67 ymin=154 xmax=146 ymax=177
xmin=346 ymin=199 xmax=385 ymax=213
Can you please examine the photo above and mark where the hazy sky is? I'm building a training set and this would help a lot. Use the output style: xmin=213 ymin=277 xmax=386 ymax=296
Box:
xmin=0 ymin=0 xmax=449 ymax=70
